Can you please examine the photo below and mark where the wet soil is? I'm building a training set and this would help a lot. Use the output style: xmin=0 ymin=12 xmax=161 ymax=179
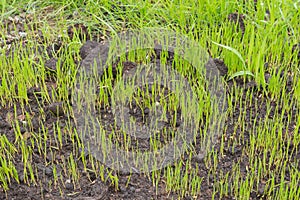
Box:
xmin=0 ymin=11 xmax=299 ymax=200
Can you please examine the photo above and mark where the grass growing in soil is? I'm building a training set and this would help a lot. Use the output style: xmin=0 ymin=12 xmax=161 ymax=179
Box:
xmin=0 ymin=0 xmax=299 ymax=199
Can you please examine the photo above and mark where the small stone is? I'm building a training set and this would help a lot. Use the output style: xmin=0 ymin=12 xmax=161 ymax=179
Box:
xmin=65 ymin=180 xmax=73 ymax=190
xmin=129 ymin=186 xmax=135 ymax=192
xmin=66 ymin=183 xmax=73 ymax=190
xmin=119 ymin=186 xmax=126 ymax=192
xmin=18 ymin=32 xmax=27 ymax=37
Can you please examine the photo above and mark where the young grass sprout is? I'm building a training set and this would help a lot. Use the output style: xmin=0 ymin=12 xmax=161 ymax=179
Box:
xmin=0 ymin=0 xmax=299 ymax=199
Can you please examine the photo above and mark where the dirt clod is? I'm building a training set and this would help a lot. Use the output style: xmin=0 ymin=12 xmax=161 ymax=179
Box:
xmin=68 ymin=23 xmax=90 ymax=41
xmin=44 ymin=57 xmax=58 ymax=71
xmin=47 ymin=102 xmax=65 ymax=116
xmin=228 ymin=12 xmax=246 ymax=35
xmin=80 ymin=40 xmax=100 ymax=59
xmin=213 ymin=58 xmax=228 ymax=76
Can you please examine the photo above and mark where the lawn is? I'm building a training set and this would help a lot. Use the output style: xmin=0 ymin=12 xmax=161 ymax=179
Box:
xmin=0 ymin=0 xmax=299 ymax=199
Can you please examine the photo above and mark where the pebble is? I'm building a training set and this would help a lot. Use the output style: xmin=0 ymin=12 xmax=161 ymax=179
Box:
xmin=65 ymin=179 xmax=73 ymax=190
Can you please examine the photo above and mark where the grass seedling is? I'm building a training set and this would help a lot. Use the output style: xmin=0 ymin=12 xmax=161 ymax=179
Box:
xmin=212 ymin=41 xmax=255 ymax=81
xmin=0 ymin=0 xmax=299 ymax=199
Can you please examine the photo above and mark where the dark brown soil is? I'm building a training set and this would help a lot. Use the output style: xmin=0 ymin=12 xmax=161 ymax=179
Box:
xmin=0 ymin=11 xmax=299 ymax=200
